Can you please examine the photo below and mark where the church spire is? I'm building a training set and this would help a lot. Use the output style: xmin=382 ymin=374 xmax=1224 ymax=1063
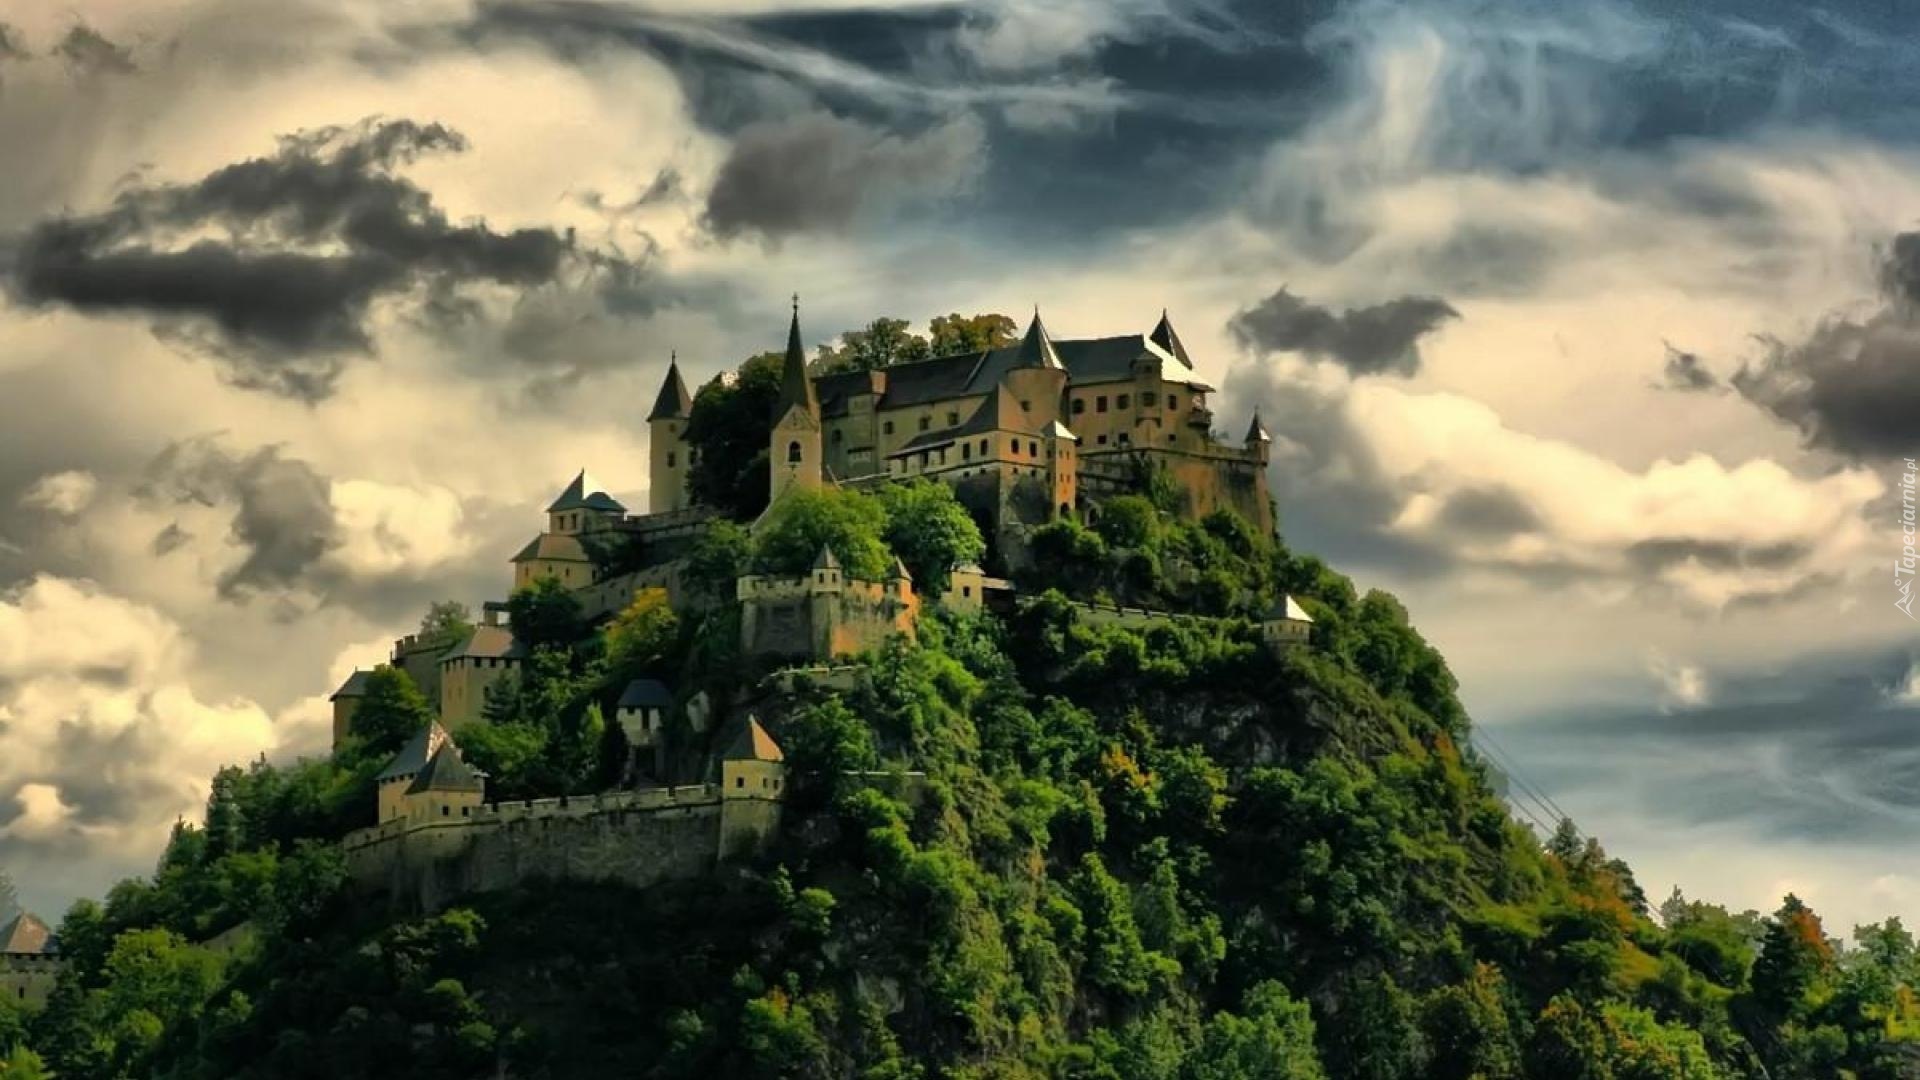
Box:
xmin=647 ymin=352 xmax=692 ymax=421
xmin=777 ymin=294 xmax=818 ymax=420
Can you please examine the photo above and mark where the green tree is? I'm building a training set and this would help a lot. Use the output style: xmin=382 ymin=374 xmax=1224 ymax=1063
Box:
xmin=1188 ymin=981 xmax=1326 ymax=1080
xmin=815 ymin=317 xmax=931 ymax=373
xmin=341 ymin=666 xmax=436 ymax=763
xmin=1750 ymin=894 xmax=1834 ymax=1023
xmin=752 ymin=487 xmax=891 ymax=581
xmin=0 ymin=1045 xmax=50 ymax=1079
xmin=0 ymin=869 xmax=16 ymax=925
xmin=1422 ymin=963 xmax=1521 ymax=1080
xmin=507 ymin=576 xmax=586 ymax=651
xmin=685 ymin=519 xmax=753 ymax=600
xmin=418 ymin=600 xmax=474 ymax=643
xmin=686 ymin=352 xmax=784 ymax=520
xmin=877 ymin=480 xmax=986 ymax=594
xmin=604 ymin=588 xmax=678 ymax=676
xmin=928 ymin=312 xmax=1018 ymax=355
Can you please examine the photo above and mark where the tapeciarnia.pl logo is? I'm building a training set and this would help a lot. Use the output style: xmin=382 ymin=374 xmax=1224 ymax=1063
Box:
xmin=1899 ymin=458 xmax=1917 ymax=620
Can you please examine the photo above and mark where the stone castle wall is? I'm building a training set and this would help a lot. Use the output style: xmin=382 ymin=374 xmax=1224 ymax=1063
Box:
xmin=344 ymin=786 xmax=727 ymax=912
xmin=0 ymin=953 xmax=61 ymax=1010
xmin=737 ymin=574 xmax=915 ymax=662
xmin=1078 ymin=446 xmax=1272 ymax=535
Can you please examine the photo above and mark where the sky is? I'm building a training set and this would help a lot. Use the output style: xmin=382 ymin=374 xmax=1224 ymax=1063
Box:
xmin=0 ymin=0 xmax=1917 ymax=935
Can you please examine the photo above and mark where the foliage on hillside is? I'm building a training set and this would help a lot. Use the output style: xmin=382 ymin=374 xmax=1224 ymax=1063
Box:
xmin=6 ymin=508 xmax=1919 ymax=1079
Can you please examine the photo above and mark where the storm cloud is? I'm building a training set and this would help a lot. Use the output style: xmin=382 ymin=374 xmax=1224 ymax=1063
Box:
xmin=1658 ymin=345 xmax=1722 ymax=392
xmin=53 ymin=24 xmax=135 ymax=77
xmin=704 ymin=111 xmax=987 ymax=241
xmin=1227 ymin=287 xmax=1459 ymax=377
xmin=140 ymin=438 xmax=339 ymax=600
xmin=6 ymin=118 xmax=584 ymax=400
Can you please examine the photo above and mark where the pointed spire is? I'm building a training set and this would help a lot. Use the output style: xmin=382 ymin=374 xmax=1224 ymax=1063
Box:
xmin=1150 ymin=309 xmax=1193 ymax=368
xmin=777 ymin=295 xmax=819 ymax=421
xmin=887 ymin=555 xmax=912 ymax=582
xmin=811 ymin=544 xmax=840 ymax=571
xmin=546 ymin=469 xmax=626 ymax=513
xmin=1244 ymin=411 xmax=1272 ymax=444
xmin=648 ymin=353 xmax=692 ymax=421
xmin=724 ymin=715 xmax=785 ymax=762
xmin=1014 ymin=309 xmax=1063 ymax=370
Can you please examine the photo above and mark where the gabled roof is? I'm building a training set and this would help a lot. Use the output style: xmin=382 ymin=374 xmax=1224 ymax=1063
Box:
xmin=1042 ymin=419 xmax=1079 ymax=442
xmin=812 ymin=545 xmax=841 ymax=571
xmin=0 ymin=912 xmax=52 ymax=955
xmin=723 ymin=716 xmax=785 ymax=763
xmin=406 ymin=744 xmax=486 ymax=795
xmin=647 ymin=356 xmax=693 ymax=421
xmin=775 ymin=300 xmax=820 ymax=422
xmin=440 ymin=626 xmax=527 ymax=663
xmin=1149 ymin=310 xmax=1195 ymax=369
xmin=1245 ymin=412 xmax=1272 ymax=443
xmin=1013 ymin=310 xmax=1063 ymax=370
xmin=887 ymin=555 xmax=912 ymax=581
xmin=1266 ymin=595 xmax=1314 ymax=623
xmin=378 ymin=722 xmax=453 ymax=782
xmin=617 ymin=678 xmax=674 ymax=710
xmin=511 ymin=532 xmax=590 ymax=564
xmin=546 ymin=470 xmax=626 ymax=514
xmin=329 ymin=669 xmax=373 ymax=701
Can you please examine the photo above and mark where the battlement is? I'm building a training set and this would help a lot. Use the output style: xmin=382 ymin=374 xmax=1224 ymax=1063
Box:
xmin=343 ymin=783 xmax=726 ymax=852
xmin=737 ymin=567 xmax=917 ymax=663
xmin=736 ymin=572 xmax=907 ymax=603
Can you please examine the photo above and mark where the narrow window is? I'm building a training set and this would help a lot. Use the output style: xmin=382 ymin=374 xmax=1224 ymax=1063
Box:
xmin=919 ymin=416 xmax=931 ymax=431
xmin=1072 ymin=398 xmax=1086 ymax=415
xmin=787 ymin=440 xmax=802 ymax=463
xmin=667 ymin=451 xmax=676 ymax=467
xmin=1097 ymin=435 xmax=1108 ymax=445
xmin=1021 ymin=400 xmax=1031 ymax=412
xmin=442 ymin=805 xmax=450 ymax=816
xmin=1117 ymin=393 xmax=1130 ymax=408
xmin=1143 ymin=392 xmax=1156 ymax=407
xmin=883 ymin=420 xmax=895 ymax=435
xmin=736 ymin=776 xmax=745 ymax=788
xmin=1096 ymin=396 xmax=1108 ymax=413
xmin=1029 ymin=440 xmax=1038 ymax=456
xmin=963 ymin=444 xmax=972 ymax=460
xmin=831 ymin=429 xmax=844 ymax=444
xmin=947 ymin=411 xmax=959 ymax=426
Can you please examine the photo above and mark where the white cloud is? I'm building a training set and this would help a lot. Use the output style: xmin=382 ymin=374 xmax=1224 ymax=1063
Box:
xmin=20 ymin=470 xmax=99 ymax=516
xmin=1647 ymin=653 xmax=1711 ymax=711
xmin=327 ymin=478 xmax=473 ymax=579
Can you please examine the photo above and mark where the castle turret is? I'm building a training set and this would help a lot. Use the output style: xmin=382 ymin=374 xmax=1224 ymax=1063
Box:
xmin=1003 ymin=309 xmax=1068 ymax=428
xmin=885 ymin=554 xmax=913 ymax=602
xmin=328 ymin=669 xmax=371 ymax=752
xmin=1245 ymin=410 xmax=1272 ymax=465
xmin=769 ymin=298 xmax=823 ymax=507
xmin=1043 ymin=418 xmax=1080 ymax=519
xmin=719 ymin=715 xmax=786 ymax=858
xmin=1260 ymin=594 xmax=1314 ymax=654
xmin=648 ymin=355 xmax=694 ymax=513
xmin=376 ymin=722 xmax=453 ymax=821
xmin=0 ymin=911 xmax=59 ymax=1010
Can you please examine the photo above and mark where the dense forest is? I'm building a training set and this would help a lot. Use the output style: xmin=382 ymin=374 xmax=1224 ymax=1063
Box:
xmin=3 ymin=334 xmax=1917 ymax=1079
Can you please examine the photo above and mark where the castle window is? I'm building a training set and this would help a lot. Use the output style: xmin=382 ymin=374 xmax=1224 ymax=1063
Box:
xmin=667 ymin=451 xmax=676 ymax=467
xmin=963 ymin=586 xmax=972 ymax=597
xmin=883 ymin=420 xmax=894 ymax=435
xmin=979 ymin=439 xmax=988 ymax=455
xmin=1118 ymin=434 xmax=1130 ymax=446
xmin=1096 ymin=395 xmax=1108 ymax=413
xmin=962 ymin=444 xmax=972 ymax=460
xmin=1020 ymin=400 xmax=1030 ymax=412
xmin=919 ymin=416 xmax=930 ymax=431
xmin=442 ymin=805 xmax=450 ymax=816
xmin=1028 ymin=440 xmax=1038 ymax=456
xmin=1169 ymin=396 xmax=1180 ymax=410
xmin=787 ymin=440 xmax=802 ymax=463
xmin=831 ymin=429 xmax=844 ymax=445
xmin=1097 ymin=435 xmax=1108 ymax=445
xmin=1117 ymin=394 xmax=1130 ymax=408
xmin=1143 ymin=392 xmax=1156 ymax=406
xmin=1072 ymin=398 xmax=1085 ymax=414
xmin=462 ymin=806 xmax=471 ymax=817
xmin=1168 ymin=434 xmax=1177 ymax=444
xmin=736 ymin=776 xmax=745 ymax=788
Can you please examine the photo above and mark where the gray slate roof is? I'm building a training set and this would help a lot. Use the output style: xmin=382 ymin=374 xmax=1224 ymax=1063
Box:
xmin=406 ymin=744 xmax=486 ymax=795
xmin=511 ymin=532 xmax=591 ymax=564
xmin=378 ymin=722 xmax=452 ymax=782
xmin=723 ymin=716 xmax=785 ymax=763
xmin=1266 ymin=595 xmax=1315 ymax=623
xmin=647 ymin=358 xmax=692 ymax=421
xmin=546 ymin=470 xmax=626 ymax=514
xmin=617 ymin=678 xmax=673 ymax=710
xmin=329 ymin=669 xmax=373 ymax=701
xmin=440 ymin=625 xmax=527 ymax=663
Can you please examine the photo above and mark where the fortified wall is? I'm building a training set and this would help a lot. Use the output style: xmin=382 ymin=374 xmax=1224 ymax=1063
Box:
xmin=0 ymin=952 xmax=59 ymax=1010
xmin=736 ymin=551 xmax=918 ymax=663
xmin=342 ymin=784 xmax=777 ymax=913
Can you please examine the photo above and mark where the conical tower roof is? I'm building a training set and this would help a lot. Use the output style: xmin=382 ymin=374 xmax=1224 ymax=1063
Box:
xmin=0 ymin=912 xmax=52 ymax=955
xmin=1013 ymin=310 xmax=1063 ymax=370
xmin=776 ymin=297 xmax=819 ymax=421
xmin=406 ymin=743 xmax=486 ymax=795
xmin=812 ymin=544 xmax=841 ymax=571
xmin=1150 ymin=309 xmax=1194 ymax=368
xmin=1244 ymin=411 xmax=1272 ymax=443
xmin=647 ymin=355 xmax=693 ymax=421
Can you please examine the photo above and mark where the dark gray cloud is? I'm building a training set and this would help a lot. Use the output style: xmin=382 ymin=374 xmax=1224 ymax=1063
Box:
xmin=150 ymin=523 xmax=191 ymax=557
xmin=1724 ymin=232 xmax=1920 ymax=458
xmin=140 ymin=437 xmax=338 ymax=600
xmin=54 ymin=24 xmax=136 ymax=76
xmin=1227 ymin=287 xmax=1459 ymax=377
xmin=1658 ymin=344 xmax=1722 ymax=392
xmin=4 ymin=118 xmax=590 ymax=400
xmin=703 ymin=111 xmax=986 ymax=241
xmin=1435 ymin=486 xmax=1541 ymax=538
xmin=1501 ymin=648 xmax=1920 ymax=846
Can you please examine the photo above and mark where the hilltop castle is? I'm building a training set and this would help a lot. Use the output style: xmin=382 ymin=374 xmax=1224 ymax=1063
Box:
xmin=316 ymin=302 xmax=1309 ymax=914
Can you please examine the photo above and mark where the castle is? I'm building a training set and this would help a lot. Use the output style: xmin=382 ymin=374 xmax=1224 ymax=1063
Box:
xmin=0 ymin=911 xmax=58 ymax=1010
xmin=318 ymin=303 xmax=1310 ymax=915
